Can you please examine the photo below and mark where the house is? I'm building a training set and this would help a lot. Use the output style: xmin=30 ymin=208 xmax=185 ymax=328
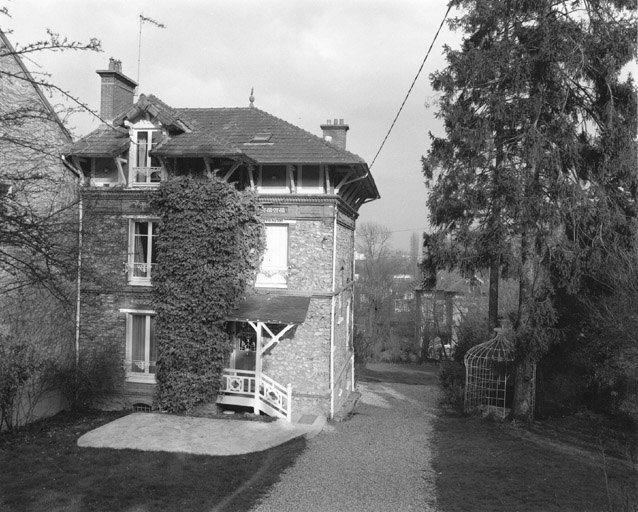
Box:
xmin=0 ymin=30 xmax=77 ymax=428
xmin=64 ymin=59 xmax=379 ymax=420
xmin=415 ymin=270 xmax=488 ymax=359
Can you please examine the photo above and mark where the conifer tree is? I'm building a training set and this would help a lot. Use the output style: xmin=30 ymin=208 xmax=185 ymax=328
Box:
xmin=423 ymin=0 xmax=637 ymax=421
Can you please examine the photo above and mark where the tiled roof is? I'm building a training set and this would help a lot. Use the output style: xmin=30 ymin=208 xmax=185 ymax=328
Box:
xmin=67 ymin=96 xmax=371 ymax=171
xmin=114 ymin=94 xmax=192 ymax=132
xmin=160 ymin=107 xmax=366 ymax=165
xmin=67 ymin=125 xmax=129 ymax=157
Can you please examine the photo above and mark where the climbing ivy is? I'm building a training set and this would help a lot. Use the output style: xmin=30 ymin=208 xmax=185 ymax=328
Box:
xmin=150 ymin=176 xmax=264 ymax=413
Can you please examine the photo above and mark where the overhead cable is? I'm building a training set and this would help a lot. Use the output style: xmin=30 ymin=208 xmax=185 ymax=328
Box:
xmin=369 ymin=4 xmax=452 ymax=169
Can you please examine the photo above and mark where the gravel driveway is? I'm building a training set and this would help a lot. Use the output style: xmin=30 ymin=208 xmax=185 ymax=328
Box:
xmin=251 ymin=366 xmax=440 ymax=512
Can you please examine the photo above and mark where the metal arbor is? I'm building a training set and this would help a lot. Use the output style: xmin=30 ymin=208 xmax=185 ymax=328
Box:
xmin=464 ymin=328 xmax=518 ymax=418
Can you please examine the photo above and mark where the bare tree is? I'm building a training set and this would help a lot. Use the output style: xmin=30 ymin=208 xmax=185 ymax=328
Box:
xmin=0 ymin=21 xmax=101 ymax=428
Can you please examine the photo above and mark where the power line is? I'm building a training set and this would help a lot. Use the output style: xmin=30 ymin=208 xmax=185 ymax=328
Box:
xmin=369 ymin=5 xmax=452 ymax=169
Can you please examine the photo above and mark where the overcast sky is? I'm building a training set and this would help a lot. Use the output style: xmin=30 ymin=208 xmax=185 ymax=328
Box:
xmin=3 ymin=0 xmax=462 ymax=251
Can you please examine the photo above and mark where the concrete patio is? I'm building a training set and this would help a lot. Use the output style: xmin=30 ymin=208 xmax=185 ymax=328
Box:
xmin=77 ymin=411 xmax=326 ymax=456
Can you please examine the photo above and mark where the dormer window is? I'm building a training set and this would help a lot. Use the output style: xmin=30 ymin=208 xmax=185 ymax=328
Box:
xmin=130 ymin=126 xmax=163 ymax=187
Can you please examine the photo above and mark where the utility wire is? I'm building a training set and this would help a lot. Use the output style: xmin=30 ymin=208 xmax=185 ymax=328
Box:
xmin=369 ymin=4 xmax=452 ymax=169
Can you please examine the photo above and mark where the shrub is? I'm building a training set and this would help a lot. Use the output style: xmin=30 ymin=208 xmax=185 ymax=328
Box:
xmin=0 ymin=335 xmax=45 ymax=431
xmin=56 ymin=347 xmax=123 ymax=411
xmin=438 ymin=360 xmax=466 ymax=410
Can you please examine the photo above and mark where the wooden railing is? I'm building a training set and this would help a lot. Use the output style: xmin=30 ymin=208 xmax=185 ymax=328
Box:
xmin=259 ymin=372 xmax=292 ymax=422
xmin=217 ymin=369 xmax=291 ymax=422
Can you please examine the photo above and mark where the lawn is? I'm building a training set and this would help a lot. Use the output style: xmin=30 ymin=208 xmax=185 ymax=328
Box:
xmin=361 ymin=362 xmax=638 ymax=512
xmin=0 ymin=410 xmax=306 ymax=512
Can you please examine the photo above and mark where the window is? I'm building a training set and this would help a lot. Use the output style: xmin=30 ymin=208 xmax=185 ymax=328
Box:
xmin=249 ymin=133 xmax=272 ymax=143
xmin=128 ymin=220 xmax=158 ymax=285
xmin=131 ymin=129 xmax=162 ymax=186
xmin=297 ymin=164 xmax=324 ymax=193
xmin=92 ymin=157 xmax=120 ymax=187
xmin=258 ymin=165 xmax=289 ymax=194
xmin=125 ymin=313 xmax=157 ymax=382
xmin=256 ymin=224 xmax=288 ymax=288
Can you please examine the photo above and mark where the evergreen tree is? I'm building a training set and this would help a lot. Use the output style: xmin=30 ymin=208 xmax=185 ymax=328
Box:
xmin=423 ymin=0 xmax=637 ymax=421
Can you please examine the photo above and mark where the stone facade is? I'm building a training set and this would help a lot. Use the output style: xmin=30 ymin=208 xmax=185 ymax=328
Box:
xmin=247 ymin=201 xmax=357 ymax=416
xmin=79 ymin=190 xmax=155 ymax=406
xmin=79 ymin=190 xmax=360 ymax=416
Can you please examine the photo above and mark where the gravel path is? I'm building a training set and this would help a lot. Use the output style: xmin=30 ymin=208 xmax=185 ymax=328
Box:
xmin=251 ymin=376 xmax=440 ymax=512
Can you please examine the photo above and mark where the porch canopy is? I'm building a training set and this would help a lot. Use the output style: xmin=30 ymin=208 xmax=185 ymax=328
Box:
xmin=227 ymin=295 xmax=311 ymax=325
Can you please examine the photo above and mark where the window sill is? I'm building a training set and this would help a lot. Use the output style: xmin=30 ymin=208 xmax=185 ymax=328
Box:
xmin=125 ymin=374 xmax=156 ymax=384
xmin=127 ymin=280 xmax=153 ymax=287
xmin=255 ymin=272 xmax=287 ymax=288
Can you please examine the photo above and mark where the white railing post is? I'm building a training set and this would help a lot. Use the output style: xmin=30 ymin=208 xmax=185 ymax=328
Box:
xmin=286 ymin=383 xmax=292 ymax=422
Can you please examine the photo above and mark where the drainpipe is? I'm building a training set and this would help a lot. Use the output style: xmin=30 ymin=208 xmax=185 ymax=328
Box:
xmin=62 ymin=157 xmax=83 ymax=371
xmin=351 ymin=230 xmax=357 ymax=391
xmin=330 ymin=214 xmax=338 ymax=419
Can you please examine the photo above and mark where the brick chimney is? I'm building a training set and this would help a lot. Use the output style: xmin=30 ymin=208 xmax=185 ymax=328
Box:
xmin=321 ymin=118 xmax=349 ymax=150
xmin=96 ymin=58 xmax=138 ymax=122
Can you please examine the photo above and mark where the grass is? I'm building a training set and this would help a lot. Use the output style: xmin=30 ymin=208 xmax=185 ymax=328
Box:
xmin=362 ymin=362 xmax=638 ymax=512
xmin=432 ymin=410 xmax=637 ymax=512
xmin=0 ymin=409 xmax=306 ymax=512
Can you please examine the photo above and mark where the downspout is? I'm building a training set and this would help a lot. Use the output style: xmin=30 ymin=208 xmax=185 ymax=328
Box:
xmin=330 ymin=214 xmax=338 ymax=419
xmin=75 ymin=193 xmax=83 ymax=370
xmin=351 ymin=226 xmax=357 ymax=391
xmin=62 ymin=157 xmax=83 ymax=371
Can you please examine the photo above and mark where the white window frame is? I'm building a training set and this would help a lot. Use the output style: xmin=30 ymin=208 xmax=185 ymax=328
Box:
xmin=297 ymin=164 xmax=325 ymax=194
xmin=129 ymin=120 xmax=163 ymax=187
xmin=257 ymin=165 xmax=290 ymax=194
xmin=123 ymin=311 xmax=157 ymax=383
xmin=256 ymin=223 xmax=289 ymax=288
xmin=127 ymin=219 xmax=158 ymax=286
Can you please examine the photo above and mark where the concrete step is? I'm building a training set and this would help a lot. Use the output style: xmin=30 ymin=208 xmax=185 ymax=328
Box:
xmin=291 ymin=412 xmax=326 ymax=438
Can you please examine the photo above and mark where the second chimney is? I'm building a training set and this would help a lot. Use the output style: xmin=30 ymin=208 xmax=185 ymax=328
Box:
xmin=96 ymin=58 xmax=138 ymax=123
xmin=321 ymin=118 xmax=349 ymax=150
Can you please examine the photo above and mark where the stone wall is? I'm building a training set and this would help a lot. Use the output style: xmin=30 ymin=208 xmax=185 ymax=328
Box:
xmin=262 ymin=297 xmax=332 ymax=415
xmin=79 ymin=190 xmax=154 ymax=408
xmin=261 ymin=213 xmax=357 ymax=417
xmin=288 ymin=219 xmax=334 ymax=292
xmin=332 ymin=221 xmax=356 ymax=413
xmin=0 ymin=33 xmax=78 ymax=427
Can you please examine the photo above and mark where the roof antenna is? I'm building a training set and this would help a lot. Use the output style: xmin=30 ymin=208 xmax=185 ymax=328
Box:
xmin=137 ymin=14 xmax=166 ymax=98
xmin=249 ymin=87 xmax=255 ymax=108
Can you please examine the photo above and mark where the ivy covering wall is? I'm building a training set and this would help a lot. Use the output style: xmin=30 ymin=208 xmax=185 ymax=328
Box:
xmin=151 ymin=177 xmax=264 ymax=413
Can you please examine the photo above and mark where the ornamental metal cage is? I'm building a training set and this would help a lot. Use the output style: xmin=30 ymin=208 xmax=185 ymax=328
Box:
xmin=464 ymin=328 xmax=518 ymax=419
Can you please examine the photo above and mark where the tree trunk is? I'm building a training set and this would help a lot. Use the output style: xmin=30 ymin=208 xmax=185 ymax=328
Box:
xmin=512 ymin=354 xmax=535 ymax=422
xmin=488 ymin=255 xmax=500 ymax=336
xmin=512 ymin=229 xmax=536 ymax=422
